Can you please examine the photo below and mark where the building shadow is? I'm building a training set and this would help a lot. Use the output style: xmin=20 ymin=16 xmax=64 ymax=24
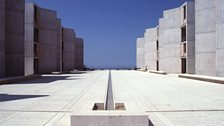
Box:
xmin=16 ymin=75 xmax=80 ymax=84
xmin=0 ymin=94 xmax=49 ymax=102
xmin=148 ymin=119 xmax=155 ymax=126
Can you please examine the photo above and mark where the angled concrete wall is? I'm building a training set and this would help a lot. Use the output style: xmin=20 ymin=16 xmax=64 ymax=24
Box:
xmin=158 ymin=2 xmax=195 ymax=74
xmin=5 ymin=0 xmax=25 ymax=77
xmin=57 ymin=19 xmax=62 ymax=72
xmin=62 ymin=28 xmax=76 ymax=71
xmin=159 ymin=7 xmax=181 ymax=73
xmin=195 ymin=0 xmax=224 ymax=77
xmin=216 ymin=0 xmax=224 ymax=77
xmin=75 ymin=38 xmax=84 ymax=69
xmin=38 ymin=8 xmax=60 ymax=73
xmin=195 ymin=0 xmax=216 ymax=76
xmin=144 ymin=27 xmax=158 ymax=71
xmin=24 ymin=2 xmax=34 ymax=76
xmin=0 ymin=0 xmax=5 ymax=78
xmin=136 ymin=38 xmax=145 ymax=69
xmin=185 ymin=2 xmax=195 ymax=74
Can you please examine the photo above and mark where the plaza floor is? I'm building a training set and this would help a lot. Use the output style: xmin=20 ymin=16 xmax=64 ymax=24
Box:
xmin=0 ymin=70 xmax=223 ymax=126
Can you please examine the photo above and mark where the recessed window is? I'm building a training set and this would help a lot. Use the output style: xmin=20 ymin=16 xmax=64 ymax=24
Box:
xmin=34 ymin=27 xmax=39 ymax=42
xmin=183 ymin=6 xmax=186 ymax=20
xmin=156 ymin=41 xmax=159 ymax=50
xmin=181 ymin=26 xmax=186 ymax=42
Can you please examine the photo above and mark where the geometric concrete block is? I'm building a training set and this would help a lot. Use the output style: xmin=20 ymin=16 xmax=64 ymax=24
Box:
xmin=71 ymin=111 xmax=149 ymax=126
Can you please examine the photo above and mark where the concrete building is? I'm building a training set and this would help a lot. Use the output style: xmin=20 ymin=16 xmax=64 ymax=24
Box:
xmin=0 ymin=0 xmax=5 ymax=77
xmin=136 ymin=37 xmax=145 ymax=69
xmin=158 ymin=2 xmax=195 ymax=74
xmin=144 ymin=27 xmax=159 ymax=71
xmin=75 ymin=38 xmax=84 ymax=70
xmin=62 ymin=28 xmax=76 ymax=71
xmin=0 ymin=0 xmax=25 ymax=77
xmin=25 ymin=2 xmax=62 ymax=74
xmin=0 ymin=1 xmax=84 ymax=78
xmin=195 ymin=0 xmax=224 ymax=77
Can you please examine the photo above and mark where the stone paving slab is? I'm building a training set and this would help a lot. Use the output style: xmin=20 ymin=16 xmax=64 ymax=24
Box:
xmin=0 ymin=70 xmax=223 ymax=125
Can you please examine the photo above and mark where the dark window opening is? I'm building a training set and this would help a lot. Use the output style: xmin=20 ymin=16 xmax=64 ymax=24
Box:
xmin=183 ymin=6 xmax=186 ymax=20
xmin=34 ymin=6 xmax=38 ymax=25
xmin=34 ymin=59 xmax=39 ymax=74
xmin=181 ymin=58 xmax=186 ymax=73
xmin=181 ymin=26 xmax=186 ymax=42
xmin=156 ymin=61 xmax=159 ymax=71
xmin=156 ymin=41 xmax=159 ymax=50
xmin=183 ymin=43 xmax=187 ymax=54
xmin=34 ymin=27 xmax=39 ymax=42
xmin=34 ymin=43 xmax=38 ymax=57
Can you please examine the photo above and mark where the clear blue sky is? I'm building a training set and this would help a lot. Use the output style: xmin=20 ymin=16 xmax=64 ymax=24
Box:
xmin=28 ymin=0 xmax=189 ymax=68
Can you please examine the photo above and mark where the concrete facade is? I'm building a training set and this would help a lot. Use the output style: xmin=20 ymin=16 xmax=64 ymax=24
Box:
xmin=158 ymin=2 xmax=195 ymax=74
xmin=5 ymin=0 xmax=25 ymax=77
xmin=38 ymin=8 xmax=61 ymax=73
xmin=138 ymin=2 xmax=195 ymax=74
xmin=195 ymin=0 xmax=224 ymax=77
xmin=0 ymin=0 xmax=25 ymax=77
xmin=144 ymin=27 xmax=159 ymax=71
xmin=62 ymin=28 xmax=76 ymax=71
xmin=0 ymin=1 xmax=84 ymax=78
xmin=136 ymin=37 xmax=145 ymax=69
xmin=159 ymin=7 xmax=182 ymax=73
xmin=75 ymin=38 xmax=84 ymax=70
xmin=25 ymin=3 xmax=62 ymax=74
xmin=57 ymin=19 xmax=62 ymax=72
xmin=0 ymin=0 xmax=5 ymax=77
xmin=24 ymin=2 xmax=34 ymax=76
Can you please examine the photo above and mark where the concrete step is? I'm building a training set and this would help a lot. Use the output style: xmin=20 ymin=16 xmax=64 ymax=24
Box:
xmin=179 ymin=74 xmax=224 ymax=84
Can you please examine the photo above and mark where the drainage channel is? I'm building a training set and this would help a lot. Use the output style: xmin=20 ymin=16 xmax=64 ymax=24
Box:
xmin=92 ymin=70 xmax=125 ymax=110
xmin=71 ymin=70 xmax=150 ymax=126
xmin=105 ymin=70 xmax=114 ymax=110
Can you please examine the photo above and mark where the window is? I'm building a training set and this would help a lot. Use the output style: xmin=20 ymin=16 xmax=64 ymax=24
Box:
xmin=183 ymin=6 xmax=186 ymax=20
xmin=156 ymin=41 xmax=159 ymax=50
xmin=34 ymin=6 xmax=38 ymax=25
xmin=34 ymin=27 xmax=39 ymax=42
xmin=34 ymin=43 xmax=38 ymax=57
xmin=183 ymin=43 xmax=187 ymax=54
xmin=34 ymin=59 xmax=39 ymax=74
xmin=181 ymin=26 xmax=186 ymax=42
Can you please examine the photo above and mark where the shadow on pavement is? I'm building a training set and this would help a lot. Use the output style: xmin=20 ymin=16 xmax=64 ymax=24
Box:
xmin=16 ymin=76 xmax=80 ymax=84
xmin=0 ymin=94 xmax=49 ymax=102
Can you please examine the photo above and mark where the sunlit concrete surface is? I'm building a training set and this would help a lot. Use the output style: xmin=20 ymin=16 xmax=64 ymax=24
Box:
xmin=0 ymin=70 xmax=224 ymax=125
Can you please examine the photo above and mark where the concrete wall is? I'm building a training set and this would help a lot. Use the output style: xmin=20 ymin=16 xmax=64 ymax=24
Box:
xmin=136 ymin=38 xmax=145 ymax=69
xmin=38 ymin=8 xmax=60 ymax=73
xmin=185 ymin=2 xmax=195 ymax=74
xmin=144 ymin=27 xmax=158 ymax=71
xmin=195 ymin=0 xmax=219 ymax=76
xmin=75 ymin=38 xmax=84 ymax=69
xmin=57 ymin=19 xmax=62 ymax=72
xmin=62 ymin=28 xmax=76 ymax=71
xmin=0 ymin=0 xmax=5 ymax=77
xmin=159 ymin=7 xmax=181 ymax=73
xmin=158 ymin=2 xmax=195 ymax=74
xmin=216 ymin=0 xmax=224 ymax=77
xmin=5 ymin=0 xmax=25 ymax=77
xmin=24 ymin=2 xmax=34 ymax=76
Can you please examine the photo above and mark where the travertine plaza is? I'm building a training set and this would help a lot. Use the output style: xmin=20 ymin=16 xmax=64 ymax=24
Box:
xmin=0 ymin=0 xmax=84 ymax=78
xmin=137 ymin=0 xmax=224 ymax=77
xmin=0 ymin=0 xmax=224 ymax=126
